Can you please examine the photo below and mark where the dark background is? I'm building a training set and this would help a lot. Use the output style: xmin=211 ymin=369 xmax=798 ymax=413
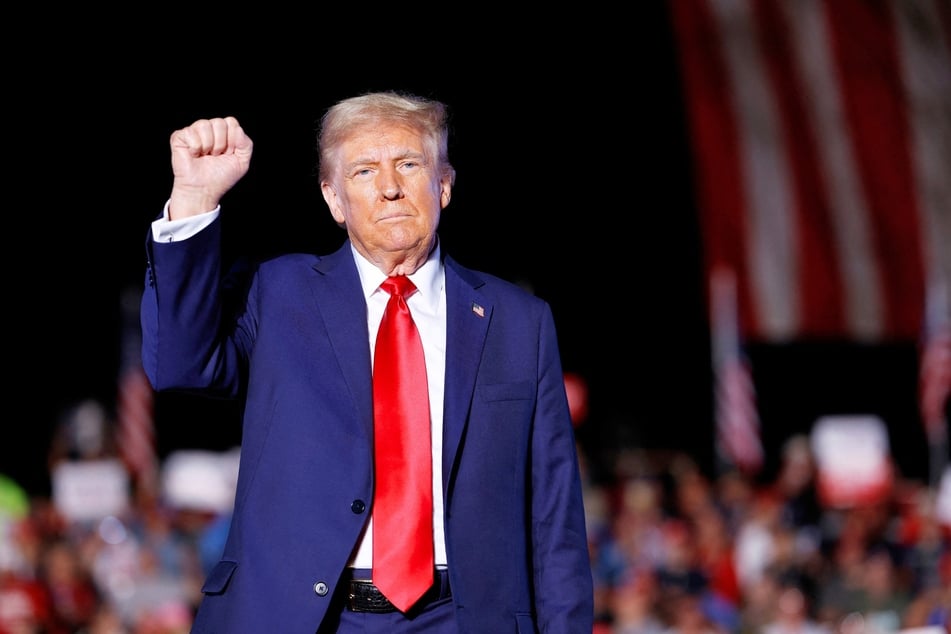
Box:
xmin=6 ymin=6 xmax=933 ymax=496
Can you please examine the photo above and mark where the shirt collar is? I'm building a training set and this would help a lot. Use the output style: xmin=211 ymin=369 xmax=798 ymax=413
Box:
xmin=352 ymin=239 xmax=444 ymax=310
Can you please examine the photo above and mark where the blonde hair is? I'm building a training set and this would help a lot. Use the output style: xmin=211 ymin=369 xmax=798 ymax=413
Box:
xmin=318 ymin=91 xmax=456 ymax=185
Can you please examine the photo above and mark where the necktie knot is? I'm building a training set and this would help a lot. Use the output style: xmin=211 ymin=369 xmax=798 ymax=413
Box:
xmin=381 ymin=275 xmax=417 ymax=299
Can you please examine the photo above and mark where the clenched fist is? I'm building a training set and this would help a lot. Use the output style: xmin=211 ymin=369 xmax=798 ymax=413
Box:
xmin=168 ymin=116 xmax=253 ymax=220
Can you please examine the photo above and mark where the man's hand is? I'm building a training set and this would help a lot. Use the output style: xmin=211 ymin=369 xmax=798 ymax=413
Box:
xmin=168 ymin=116 xmax=253 ymax=220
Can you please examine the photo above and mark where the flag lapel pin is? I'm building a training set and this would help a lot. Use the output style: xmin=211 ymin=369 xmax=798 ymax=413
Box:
xmin=472 ymin=303 xmax=485 ymax=318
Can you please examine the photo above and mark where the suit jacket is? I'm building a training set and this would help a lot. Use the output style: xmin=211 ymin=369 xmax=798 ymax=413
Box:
xmin=141 ymin=218 xmax=593 ymax=633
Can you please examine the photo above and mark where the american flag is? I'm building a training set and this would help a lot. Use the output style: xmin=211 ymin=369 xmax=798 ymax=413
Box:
xmin=670 ymin=0 xmax=951 ymax=465
xmin=117 ymin=363 xmax=157 ymax=490
xmin=116 ymin=288 xmax=158 ymax=493
xmin=711 ymin=267 xmax=764 ymax=474
xmin=920 ymin=281 xmax=951 ymax=444
xmin=669 ymin=0 xmax=951 ymax=344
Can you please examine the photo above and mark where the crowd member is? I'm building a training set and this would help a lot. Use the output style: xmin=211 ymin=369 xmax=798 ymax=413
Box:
xmin=139 ymin=91 xmax=593 ymax=632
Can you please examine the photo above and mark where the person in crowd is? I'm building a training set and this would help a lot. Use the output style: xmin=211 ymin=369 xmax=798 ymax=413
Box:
xmin=138 ymin=91 xmax=593 ymax=632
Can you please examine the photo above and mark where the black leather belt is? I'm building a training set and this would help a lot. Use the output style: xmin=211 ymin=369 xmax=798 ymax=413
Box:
xmin=346 ymin=568 xmax=451 ymax=613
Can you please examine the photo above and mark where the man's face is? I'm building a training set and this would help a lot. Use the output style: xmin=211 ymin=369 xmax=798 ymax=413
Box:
xmin=321 ymin=122 xmax=452 ymax=267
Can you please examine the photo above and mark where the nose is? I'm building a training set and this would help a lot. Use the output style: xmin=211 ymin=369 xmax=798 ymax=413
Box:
xmin=378 ymin=168 xmax=403 ymax=200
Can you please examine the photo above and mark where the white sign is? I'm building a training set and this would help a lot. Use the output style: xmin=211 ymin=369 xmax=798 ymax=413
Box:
xmin=52 ymin=459 xmax=130 ymax=522
xmin=811 ymin=414 xmax=893 ymax=508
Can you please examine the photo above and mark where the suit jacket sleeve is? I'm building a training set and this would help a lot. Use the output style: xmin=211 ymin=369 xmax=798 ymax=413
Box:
xmin=141 ymin=216 xmax=249 ymax=396
xmin=531 ymin=304 xmax=594 ymax=631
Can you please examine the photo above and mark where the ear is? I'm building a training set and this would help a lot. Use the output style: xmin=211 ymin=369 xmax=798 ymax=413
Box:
xmin=439 ymin=175 xmax=453 ymax=209
xmin=321 ymin=181 xmax=346 ymax=225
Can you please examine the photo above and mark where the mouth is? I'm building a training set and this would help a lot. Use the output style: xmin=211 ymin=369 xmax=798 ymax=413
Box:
xmin=378 ymin=212 xmax=413 ymax=222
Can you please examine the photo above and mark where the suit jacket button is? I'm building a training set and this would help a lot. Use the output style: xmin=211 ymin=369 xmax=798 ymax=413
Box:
xmin=351 ymin=500 xmax=366 ymax=514
xmin=314 ymin=581 xmax=329 ymax=596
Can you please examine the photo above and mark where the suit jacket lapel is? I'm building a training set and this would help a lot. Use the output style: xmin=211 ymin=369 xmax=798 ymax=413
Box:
xmin=309 ymin=242 xmax=374 ymax=440
xmin=442 ymin=256 xmax=491 ymax=495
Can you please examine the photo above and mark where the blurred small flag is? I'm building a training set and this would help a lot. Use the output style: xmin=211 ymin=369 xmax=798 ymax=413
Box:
xmin=711 ymin=267 xmax=764 ymax=474
xmin=920 ymin=281 xmax=951 ymax=443
xmin=116 ymin=287 xmax=158 ymax=492
xmin=117 ymin=363 xmax=157 ymax=488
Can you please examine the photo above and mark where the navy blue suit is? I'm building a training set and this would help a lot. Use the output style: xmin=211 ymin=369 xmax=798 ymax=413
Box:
xmin=141 ymin=217 xmax=593 ymax=632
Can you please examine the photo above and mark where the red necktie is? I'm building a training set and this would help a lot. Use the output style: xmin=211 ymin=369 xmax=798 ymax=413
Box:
xmin=372 ymin=275 xmax=434 ymax=612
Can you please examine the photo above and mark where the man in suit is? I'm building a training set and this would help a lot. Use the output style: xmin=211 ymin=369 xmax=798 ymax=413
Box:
xmin=141 ymin=91 xmax=593 ymax=633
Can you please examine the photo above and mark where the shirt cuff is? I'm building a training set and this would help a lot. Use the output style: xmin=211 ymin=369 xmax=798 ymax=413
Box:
xmin=151 ymin=200 xmax=220 ymax=242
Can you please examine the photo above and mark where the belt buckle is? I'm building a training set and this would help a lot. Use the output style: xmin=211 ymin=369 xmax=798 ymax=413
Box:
xmin=346 ymin=570 xmax=448 ymax=613
xmin=348 ymin=578 xmax=397 ymax=613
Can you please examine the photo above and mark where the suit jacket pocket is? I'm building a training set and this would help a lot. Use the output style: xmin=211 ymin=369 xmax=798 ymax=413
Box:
xmin=478 ymin=381 xmax=533 ymax=402
xmin=201 ymin=560 xmax=237 ymax=595
xmin=515 ymin=613 xmax=538 ymax=633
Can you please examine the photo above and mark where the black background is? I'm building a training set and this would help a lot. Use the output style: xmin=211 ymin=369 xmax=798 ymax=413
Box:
xmin=5 ymin=6 xmax=934 ymax=496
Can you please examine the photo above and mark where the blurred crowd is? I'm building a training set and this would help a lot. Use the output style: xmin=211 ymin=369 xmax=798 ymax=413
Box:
xmin=1 ymin=399 xmax=949 ymax=633
xmin=584 ymin=435 xmax=951 ymax=633
xmin=0 ymin=399 xmax=239 ymax=634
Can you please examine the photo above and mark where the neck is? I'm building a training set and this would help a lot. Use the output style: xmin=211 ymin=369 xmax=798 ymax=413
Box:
xmin=356 ymin=237 xmax=436 ymax=277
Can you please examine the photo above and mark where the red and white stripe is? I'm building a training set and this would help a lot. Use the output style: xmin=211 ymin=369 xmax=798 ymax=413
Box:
xmin=116 ymin=363 xmax=158 ymax=489
xmin=711 ymin=267 xmax=764 ymax=474
xmin=920 ymin=281 xmax=951 ymax=441
xmin=669 ymin=0 xmax=951 ymax=343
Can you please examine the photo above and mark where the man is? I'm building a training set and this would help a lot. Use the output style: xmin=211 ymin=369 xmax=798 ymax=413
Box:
xmin=141 ymin=91 xmax=593 ymax=632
